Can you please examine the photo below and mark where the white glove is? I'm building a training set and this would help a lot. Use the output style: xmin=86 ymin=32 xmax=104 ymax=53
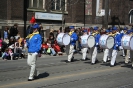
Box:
xmin=96 ymin=43 xmax=98 ymax=45
xmin=71 ymin=38 xmax=73 ymax=41
xmin=119 ymin=46 xmax=123 ymax=50
xmin=115 ymin=44 xmax=118 ymax=47
xmin=35 ymin=52 xmax=38 ymax=55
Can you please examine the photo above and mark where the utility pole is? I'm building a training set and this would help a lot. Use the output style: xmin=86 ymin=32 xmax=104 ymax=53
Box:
xmin=84 ymin=0 xmax=85 ymax=28
xmin=62 ymin=6 xmax=65 ymax=32
xmin=103 ymin=0 xmax=109 ymax=29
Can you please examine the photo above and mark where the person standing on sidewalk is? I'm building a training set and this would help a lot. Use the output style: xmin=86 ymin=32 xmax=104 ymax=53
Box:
xmin=26 ymin=24 xmax=42 ymax=81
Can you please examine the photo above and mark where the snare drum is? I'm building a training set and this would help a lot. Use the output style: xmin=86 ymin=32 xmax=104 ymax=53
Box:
xmin=121 ymin=35 xmax=133 ymax=50
xmin=99 ymin=34 xmax=114 ymax=49
xmin=56 ymin=33 xmax=70 ymax=45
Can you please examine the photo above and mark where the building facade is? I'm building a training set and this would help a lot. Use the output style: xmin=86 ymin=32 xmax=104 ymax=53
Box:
xmin=0 ymin=0 xmax=133 ymax=37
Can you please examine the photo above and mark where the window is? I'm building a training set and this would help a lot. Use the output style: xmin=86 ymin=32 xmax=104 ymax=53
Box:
xmin=51 ymin=0 xmax=67 ymax=11
xmin=29 ymin=0 xmax=45 ymax=9
xmin=129 ymin=9 xmax=133 ymax=24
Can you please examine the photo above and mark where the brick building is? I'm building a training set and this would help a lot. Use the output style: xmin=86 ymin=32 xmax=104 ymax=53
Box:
xmin=0 ymin=0 xmax=133 ymax=37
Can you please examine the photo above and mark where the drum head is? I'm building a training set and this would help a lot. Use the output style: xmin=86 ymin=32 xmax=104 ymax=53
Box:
xmin=56 ymin=33 xmax=64 ymax=45
xmin=121 ymin=35 xmax=131 ymax=50
xmin=106 ymin=36 xmax=114 ymax=49
xmin=62 ymin=34 xmax=70 ymax=45
xmin=130 ymin=37 xmax=133 ymax=51
xmin=87 ymin=35 xmax=95 ymax=48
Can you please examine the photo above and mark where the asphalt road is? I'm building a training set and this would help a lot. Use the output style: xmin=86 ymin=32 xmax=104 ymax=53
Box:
xmin=0 ymin=51 xmax=133 ymax=88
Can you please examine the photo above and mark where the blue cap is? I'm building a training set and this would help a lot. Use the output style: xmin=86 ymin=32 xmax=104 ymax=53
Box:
xmin=123 ymin=27 xmax=128 ymax=30
xmin=106 ymin=29 xmax=109 ymax=33
xmin=69 ymin=26 xmax=75 ymax=29
xmin=32 ymin=24 xmax=39 ymax=29
xmin=94 ymin=26 xmax=98 ymax=30
xmin=127 ymin=30 xmax=132 ymax=34
xmin=112 ymin=27 xmax=117 ymax=30
xmin=83 ymin=29 xmax=88 ymax=32
xmin=109 ymin=29 xmax=112 ymax=32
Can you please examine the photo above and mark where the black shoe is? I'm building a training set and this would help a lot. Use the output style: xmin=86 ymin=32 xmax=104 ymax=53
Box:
xmin=131 ymin=67 xmax=133 ymax=69
xmin=91 ymin=63 xmax=95 ymax=65
xmin=66 ymin=61 xmax=71 ymax=63
xmin=110 ymin=65 xmax=114 ymax=67
xmin=125 ymin=63 xmax=129 ymax=65
xmin=34 ymin=76 xmax=38 ymax=79
xmin=28 ymin=79 xmax=33 ymax=81
xmin=107 ymin=60 xmax=110 ymax=62
xmin=86 ymin=57 xmax=90 ymax=60
xmin=71 ymin=57 xmax=74 ymax=62
xmin=95 ymin=60 xmax=99 ymax=63
xmin=102 ymin=61 xmax=106 ymax=64
xmin=80 ymin=59 xmax=86 ymax=61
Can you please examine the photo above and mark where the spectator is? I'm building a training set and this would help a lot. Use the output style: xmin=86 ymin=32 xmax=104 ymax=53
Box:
xmin=3 ymin=26 xmax=9 ymax=40
xmin=49 ymin=35 xmax=55 ymax=45
xmin=3 ymin=38 xmax=9 ymax=45
xmin=9 ymin=23 xmax=19 ymax=38
xmin=21 ymin=39 xmax=28 ymax=58
xmin=47 ymin=40 xmax=56 ymax=56
xmin=8 ymin=37 xmax=15 ymax=52
xmin=8 ymin=46 xmax=19 ymax=60
xmin=2 ymin=48 xmax=10 ymax=61
xmin=41 ymin=41 xmax=49 ymax=54
xmin=14 ymin=38 xmax=22 ymax=58
xmin=49 ymin=29 xmax=54 ymax=40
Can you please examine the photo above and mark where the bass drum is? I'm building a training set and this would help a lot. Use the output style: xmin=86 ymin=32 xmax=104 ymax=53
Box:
xmin=121 ymin=35 xmax=133 ymax=51
xmin=81 ymin=35 xmax=89 ymax=48
xmin=56 ymin=33 xmax=70 ymax=45
xmin=99 ymin=34 xmax=114 ymax=49
xmin=87 ymin=35 xmax=95 ymax=48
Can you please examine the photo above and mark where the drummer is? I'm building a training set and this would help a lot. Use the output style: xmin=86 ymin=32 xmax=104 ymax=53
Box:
xmin=102 ymin=29 xmax=111 ymax=63
xmin=120 ymin=27 xmax=128 ymax=57
xmin=125 ymin=29 xmax=132 ymax=65
xmin=110 ymin=27 xmax=121 ymax=67
xmin=66 ymin=26 xmax=78 ymax=63
xmin=129 ymin=30 xmax=133 ymax=69
xmin=90 ymin=26 xmax=100 ymax=65
xmin=107 ymin=28 xmax=113 ymax=62
xmin=80 ymin=29 xmax=89 ymax=61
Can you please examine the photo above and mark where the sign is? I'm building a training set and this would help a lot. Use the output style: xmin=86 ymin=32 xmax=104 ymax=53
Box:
xmin=35 ymin=12 xmax=63 ymax=21
xmin=100 ymin=9 xmax=105 ymax=16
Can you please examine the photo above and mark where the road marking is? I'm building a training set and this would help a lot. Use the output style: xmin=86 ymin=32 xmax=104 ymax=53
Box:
xmin=0 ymin=66 xmax=123 ymax=88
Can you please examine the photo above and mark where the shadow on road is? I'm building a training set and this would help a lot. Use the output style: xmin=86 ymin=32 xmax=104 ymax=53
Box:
xmin=37 ymin=72 xmax=49 ymax=79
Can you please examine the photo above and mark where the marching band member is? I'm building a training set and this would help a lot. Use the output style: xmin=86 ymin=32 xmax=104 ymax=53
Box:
xmin=107 ymin=29 xmax=113 ymax=62
xmin=110 ymin=27 xmax=121 ymax=67
xmin=102 ymin=29 xmax=110 ymax=63
xmin=129 ymin=30 xmax=133 ymax=69
xmin=80 ymin=29 xmax=88 ymax=61
xmin=26 ymin=24 xmax=42 ymax=81
xmin=125 ymin=29 xmax=132 ymax=65
xmin=120 ymin=27 xmax=128 ymax=57
xmin=66 ymin=26 xmax=78 ymax=63
xmin=90 ymin=27 xmax=100 ymax=65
